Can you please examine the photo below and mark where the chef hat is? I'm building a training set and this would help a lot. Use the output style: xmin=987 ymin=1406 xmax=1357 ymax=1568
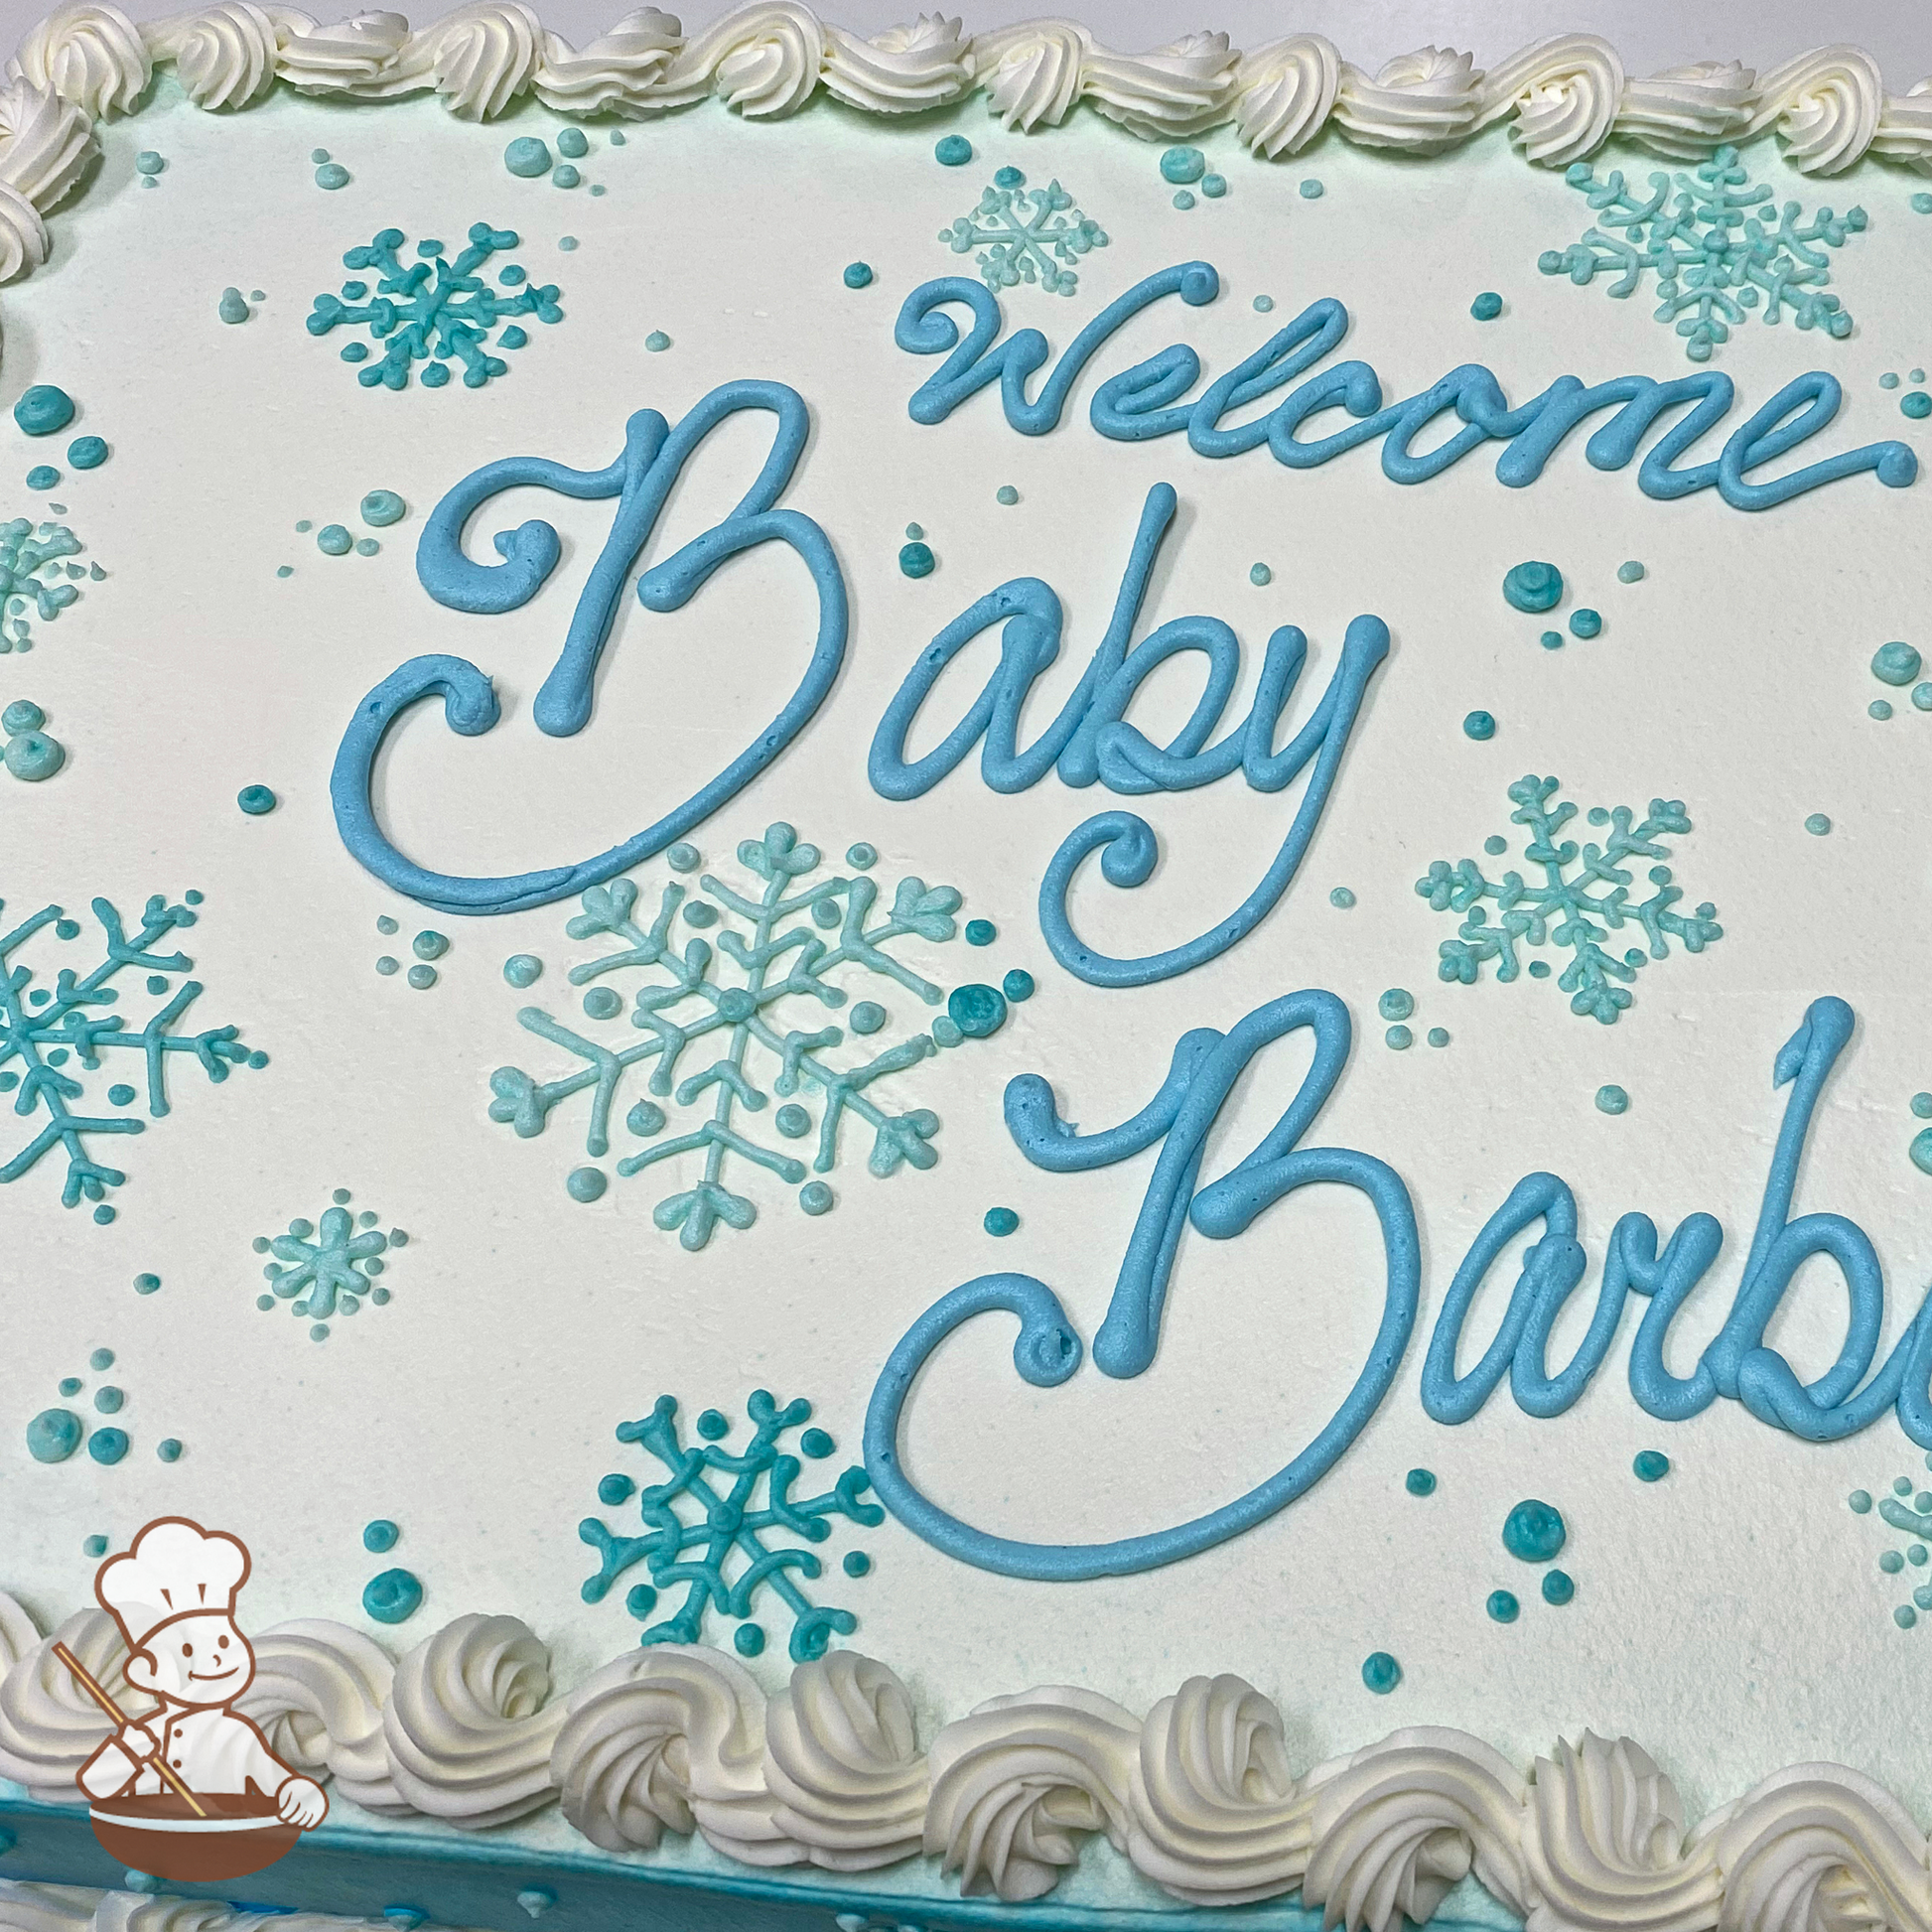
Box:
xmin=96 ymin=1517 xmax=252 ymax=1653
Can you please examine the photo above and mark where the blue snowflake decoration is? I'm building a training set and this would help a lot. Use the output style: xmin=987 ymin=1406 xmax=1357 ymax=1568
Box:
xmin=0 ymin=894 xmax=264 ymax=1219
xmin=1416 ymin=775 xmax=1723 ymax=1025
xmin=1538 ymin=145 xmax=1864 ymax=361
xmin=250 ymin=1187 xmax=405 ymax=1341
xmin=307 ymin=222 xmax=563 ymax=390
xmin=580 ymin=1390 xmax=883 ymax=1663
xmin=488 ymin=823 xmax=968 ymax=1250
xmin=940 ymin=166 xmax=1108 ymax=297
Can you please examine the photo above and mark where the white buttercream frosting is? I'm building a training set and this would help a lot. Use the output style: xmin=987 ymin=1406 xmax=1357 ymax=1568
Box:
xmin=1300 ymin=1725 xmax=1529 ymax=1932
xmin=239 ymin=1619 xmax=408 ymax=1815
xmin=532 ymin=6 xmax=679 ymax=114
xmin=1520 ymin=1733 xmax=1722 ymax=1932
xmin=1615 ymin=62 xmax=1759 ymax=160
xmin=1476 ymin=34 xmax=1623 ymax=166
xmin=1743 ymin=46 xmax=1884 ymax=176
xmin=0 ymin=75 xmax=95 ymax=209
xmin=0 ymin=1885 xmax=100 ymax=1932
xmin=143 ymin=2 xmax=297 ymax=109
xmin=380 ymin=1612 xmax=565 ymax=1828
xmin=275 ymin=10 xmax=424 ymax=96
xmin=1871 ymin=76 xmax=1932 ymax=174
xmin=0 ymin=1587 xmax=41 ymax=1671
xmin=406 ymin=0 xmax=546 ymax=118
xmin=821 ymin=14 xmax=969 ymax=115
xmin=652 ymin=1 xmax=819 ymax=118
xmin=762 ymin=1650 xmax=928 ymax=1868
xmin=1231 ymin=34 xmax=1339 ymax=158
xmin=923 ymin=1685 xmax=1139 ymax=1901
xmin=1081 ymin=31 xmax=1236 ymax=141
xmin=5 ymin=3 xmax=148 ymax=117
xmin=1126 ymin=1673 xmax=1306 ymax=1905
xmin=1332 ymin=47 xmax=1484 ymax=154
xmin=0 ymin=1609 xmax=126 ymax=1802
xmin=971 ymin=18 xmax=1086 ymax=131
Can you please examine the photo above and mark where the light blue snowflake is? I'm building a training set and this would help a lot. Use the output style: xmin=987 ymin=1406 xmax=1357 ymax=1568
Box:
xmin=0 ymin=894 xmax=264 ymax=1220
xmin=487 ymin=823 xmax=967 ymax=1249
xmin=579 ymin=1390 xmax=883 ymax=1663
xmin=1538 ymin=145 xmax=1864 ymax=361
xmin=0 ymin=516 xmax=92 ymax=653
xmin=306 ymin=221 xmax=563 ymax=390
xmin=940 ymin=166 xmax=1107 ymax=296
xmin=249 ymin=1187 xmax=404 ymax=1339
xmin=1416 ymin=775 xmax=1723 ymax=1025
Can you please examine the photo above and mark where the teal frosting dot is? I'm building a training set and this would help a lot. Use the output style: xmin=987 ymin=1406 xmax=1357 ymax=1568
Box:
xmin=1329 ymin=887 xmax=1355 ymax=908
xmin=503 ymin=136 xmax=551 ymax=177
xmin=1804 ymin=812 xmax=1832 ymax=836
xmin=1913 ymin=1093 xmax=1932 ymax=1119
xmin=5 ymin=730 xmax=63 ymax=780
xmin=68 ymin=436 xmax=107 ymax=470
xmin=235 ymin=784 xmax=278 ymax=816
xmin=566 ymin=1167 xmax=607 ymax=1202
xmin=843 ymin=1550 xmax=871 ymax=1577
xmin=93 ymin=1387 xmax=122 ymax=1415
xmin=624 ymin=1584 xmax=656 ymax=1619
xmin=734 ymin=1623 xmax=764 ymax=1656
xmin=1405 ymin=1467 xmax=1436 ymax=1496
xmin=1202 ymin=173 xmax=1227 ymax=199
xmin=1502 ymin=1497 xmax=1566 ymax=1562
xmin=1462 ymin=710 xmax=1495 ymax=741
xmin=556 ymin=126 xmax=588 ymax=159
xmin=25 ymin=466 xmax=58 ymax=490
xmin=1902 ymin=392 xmax=1932 ymax=420
xmin=1502 ymin=560 xmax=1563 ymax=613
xmin=1881 ymin=1549 xmax=1905 ymax=1574
xmin=597 ymin=1473 xmax=634 ymax=1505
xmin=553 ymin=168 xmax=580 ymax=191
xmin=1361 ymin=1651 xmax=1399 ymax=1693
xmin=774 ymin=1102 xmax=811 ymax=1137
xmin=931 ymin=1017 xmax=963 ymax=1049
xmin=667 ymin=841 xmax=701 ymax=873
xmin=1172 ymin=190 xmax=1195 ymax=210
xmin=935 ymin=134 xmax=972 ymax=165
xmin=1002 ymin=968 xmax=1035 ymax=1002
xmin=1486 ymin=1589 xmax=1520 ymax=1623
xmin=1882 ymin=371 xmax=1902 ymax=388
xmin=89 ymin=1348 xmax=112 ymax=1371
xmin=1427 ymin=1028 xmax=1449 ymax=1047
xmin=644 ymin=330 xmax=671 ymax=352
xmin=947 ymin=982 xmax=1008 ymax=1039
xmin=899 ymin=540 xmax=935 ymax=578
xmin=1160 ymin=145 xmax=1206 ymax=184
xmin=406 ymin=964 xmax=437 ymax=990
xmin=904 ymin=522 xmax=923 ymax=541
xmin=584 ymin=987 xmax=625 ymax=1022
xmin=996 ymin=484 xmax=1019 ymax=505
xmin=1252 ymin=294 xmax=1277 ymax=314
xmin=363 ymin=1519 xmax=399 ymax=1553
xmin=134 ymin=1273 xmax=160 ymax=1294
xmin=1299 ymin=179 xmax=1323 ymax=200
xmin=2 ymin=699 xmax=42 ymax=734
xmin=1915 ymin=192 xmax=1932 ymax=213
xmin=1872 ymin=641 xmax=1922 ymax=686
xmin=1249 ymin=562 xmax=1272 ymax=586
xmin=1542 ymin=1569 xmax=1575 ymax=1605
xmin=504 ymin=954 xmax=542 ymax=988
xmin=965 ymin=918 xmax=996 ymax=945
xmin=799 ymin=1428 xmax=834 ymax=1458
xmin=412 ymin=930 xmax=449 ymax=960
xmin=14 ymin=386 xmax=73 ymax=436
xmin=217 ymin=287 xmax=248 ymax=325
xmin=983 ymin=1206 xmax=1019 ymax=1236
xmin=315 ymin=163 xmax=349 ymax=190
xmin=362 ymin=1568 xmax=423 ymax=1624
xmin=697 ymin=1409 xmax=730 ymax=1439
xmin=1539 ymin=629 xmax=1564 ymax=650
xmin=849 ymin=1000 xmax=887 ymax=1035
xmin=799 ymin=1179 xmax=834 ymax=1215
xmin=1616 ymin=560 xmax=1645 ymax=584
xmin=1377 ymin=988 xmax=1414 ymax=1022
xmin=1871 ymin=700 xmax=1895 ymax=720
xmin=375 ymin=956 xmax=398 ymax=977
xmin=1569 ymin=609 xmax=1601 ymax=639
xmin=156 ymin=1439 xmax=182 ymax=1461
xmin=1915 ymin=683 xmax=1932 ymax=712
xmin=136 ymin=151 xmax=164 ymax=175
xmin=83 ymin=1534 xmax=108 ymax=1558
xmin=1385 ymin=1025 xmax=1412 ymax=1049
xmin=1469 ymin=291 xmax=1502 ymax=321
xmin=26 ymin=1408 xmax=81 ymax=1462
xmin=88 ymin=1428 xmax=128 ymax=1465
xmin=1595 ymin=1084 xmax=1628 ymax=1115
xmin=843 ymin=261 xmax=874 ymax=289
xmin=1634 ymin=1449 xmax=1670 ymax=1480
xmin=1896 ymin=1605 xmax=1919 ymax=1628
xmin=317 ymin=524 xmax=351 ymax=556
xmin=1909 ymin=1127 xmax=1932 ymax=1174
xmin=59 ymin=1377 xmax=80 ymax=1397
xmin=360 ymin=488 xmax=405 ymax=527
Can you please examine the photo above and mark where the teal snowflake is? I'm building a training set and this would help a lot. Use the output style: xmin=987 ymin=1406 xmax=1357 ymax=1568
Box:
xmin=0 ymin=516 xmax=92 ymax=653
xmin=1416 ymin=775 xmax=1723 ymax=1025
xmin=0 ymin=894 xmax=264 ymax=1220
xmin=249 ymin=1187 xmax=404 ymax=1340
xmin=307 ymin=221 xmax=563 ymax=390
xmin=487 ymin=823 xmax=967 ymax=1249
xmin=1538 ymin=145 xmax=1864 ymax=360
xmin=579 ymin=1390 xmax=883 ymax=1663
xmin=940 ymin=166 xmax=1108 ymax=296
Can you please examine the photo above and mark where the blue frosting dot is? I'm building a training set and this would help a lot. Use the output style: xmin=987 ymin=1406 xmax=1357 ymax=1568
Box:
xmin=1250 ymin=562 xmax=1272 ymax=586
xmin=317 ymin=524 xmax=351 ymax=556
xmin=1486 ymin=1589 xmax=1520 ymax=1623
xmin=25 ymin=466 xmax=59 ymax=491
xmin=644 ymin=330 xmax=671 ymax=352
xmin=1903 ymin=392 xmax=1932 ymax=420
xmin=1916 ymin=683 xmax=1932 ymax=712
xmin=843 ymin=261 xmax=874 ymax=289
xmin=1502 ymin=1498 xmax=1566 ymax=1562
xmin=504 ymin=136 xmax=552 ymax=177
xmin=94 ymin=1387 xmax=123 ymax=1415
xmin=965 ymin=917 xmax=997 ymax=945
xmin=996 ymin=483 xmax=1019 ymax=505
xmin=1542 ymin=1569 xmax=1576 ymax=1605
xmin=1569 ymin=608 xmax=1601 ymax=639
xmin=843 ymin=1550 xmax=871 ymax=1577
xmin=1201 ymin=174 xmax=1226 ymax=199
xmin=1896 ymin=1604 xmax=1919 ymax=1628
xmin=133 ymin=1272 xmax=160 ymax=1294
xmin=156 ymin=1438 xmax=182 ymax=1462
xmin=1596 ymin=1084 xmax=1629 ymax=1115
xmin=697 ymin=1408 xmax=730 ymax=1440
xmin=362 ymin=1568 xmax=424 ymax=1623
xmin=898 ymin=540 xmax=935 ymax=578
xmin=1871 ymin=641 xmax=1921 ymax=685
xmin=68 ymin=436 xmax=107 ymax=470
xmin=1881 ymin=1549 xmax=1905 ymax=1574
xmin=1328 ymin=887 xmax=1355 ymax=908
xmin=1361 ymin=1651 xmax=1400 ymax=1693
xmin=734 ymin=1622 xmax=765 ymax=1656
xmin=1172 ymin=190 xmax=1195 ymax=210
xmin=1299 ymin=179 xmax=1323 ymax=200
xmin=90 ymin=1348 xmax=114 ymax=1371
xmin=1377 ymin=988 xmax=1414 ymax=1022
xmin=1405 ymin=1467 xmax=1437 ymax=1496
xmin=136 ymin=151 xmax=164 ymax=175
xmin=1616 ymin=560 xmax=1645 ymax=583
xmin=360 ymin=488 xmax=405 ymax=527
xmin=1462 ymin=710 xmax=1495 ymax=741
xmin=799 ymin=1428 xmax=834 ymax=1458
xmin=596 ymin=1473 xmax=634 ymax=1505
xmin=26 ymin=1408 xmax=81 ymax=1462
xmin=1634 ymin=1449 xmax=1670 ymax=1481
xmin=849 ymin=1000 xmax=887 ymax=1035
xmin=934 ymin=134 xmax=972 ymax=165
xmin=1469 ymin=291 xmax=1502 ymax=321
xmin=503 ymin=954 xmax=542 ymax=988
xmin=983 ymin=1206 xmax=1020 ymax=1237
xmin=556 ymin=126 xmax=589 ymax=158
xmin=406 ymin=964 xmax=437 ymax=990
xmin=566 ymin=1167 xmax=607 ymax=1203
xmin=1871 ymin=700 xmax=1895 ymax=720
xmin=1851 ymin=1489 xmax=1873 ymax=1512
xmin=666 ymin=841 xmax=701 ymax=872
xmin=1253 ymin=294 xmax=1275 ymax=312
xmin=1385 ymin=1025 xmax=1413 ymax=1050
xmin=553 ymin=170 xmax=580 ymax=193
xmin=1913 ymin=1093 xmax=1932 ymax=1119
xmin=1003 ymin=968 xmax=1035 ymax=1002
xmin=315 ymin=162 xmax=350 ymax=191
xmin=14 ymin=386 xmax=74 ymax=436
xmin=774 ymin=1102 xmax=812 ymax=1139
xmin=583 ymin=986 xmax=622 ymax=1021
xmin=1910 ymin=1128 xmax=1932 ymax=1174
xmin=1160 ymin=145 xmax=1206 ymax=184
xmin=624 ymin=1584 xmax=657 ymax=1619
xmin=88 ymin=1427 xmax=128 ymax=1465
xmin=994 ymin=165 xmax=1024 ymax=188
xmin=412 ymin=929 xmax=449 ymax=960
xmin=363 ymin=1519 xmax=400 ymax=1552
xmin=1804 ymin=812 xmax=1832 ymax=836
xmin=1427 ymin=1027 xmax=1449 ymax=1047
xmin=947 ymin=982 xmax=1008 ymax=1039
xmin=1502 ymin=560 xmax=1563 ymax=613
xmin=799 ymin=1179 xmax=834 ymax=1215
xmin=83 ymin=1534 xmax=108 ymax=1558
xmin=375 ymin=956 xmax=398 ymax=977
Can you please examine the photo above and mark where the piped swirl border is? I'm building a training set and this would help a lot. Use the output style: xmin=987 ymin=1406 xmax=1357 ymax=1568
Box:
xmin=3 ymin=1594 xmax=1930 ymax=1931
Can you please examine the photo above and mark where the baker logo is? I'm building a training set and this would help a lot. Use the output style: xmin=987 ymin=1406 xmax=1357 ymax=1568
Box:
xmin=60 ymin=1516 xmax=328 ymax=1882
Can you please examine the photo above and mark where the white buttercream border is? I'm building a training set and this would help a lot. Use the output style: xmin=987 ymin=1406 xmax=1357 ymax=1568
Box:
xmin=5 ymin=1596 xmax=1932 ymax=1930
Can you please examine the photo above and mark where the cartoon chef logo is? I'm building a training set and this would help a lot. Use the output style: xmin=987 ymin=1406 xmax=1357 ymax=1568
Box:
xmin=65 ymin=1517 xmax=326 ymax=1881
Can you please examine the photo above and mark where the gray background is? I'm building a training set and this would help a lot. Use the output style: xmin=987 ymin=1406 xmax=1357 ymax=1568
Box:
xmin=0 ymin=0 xmax=1927 ymax=86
